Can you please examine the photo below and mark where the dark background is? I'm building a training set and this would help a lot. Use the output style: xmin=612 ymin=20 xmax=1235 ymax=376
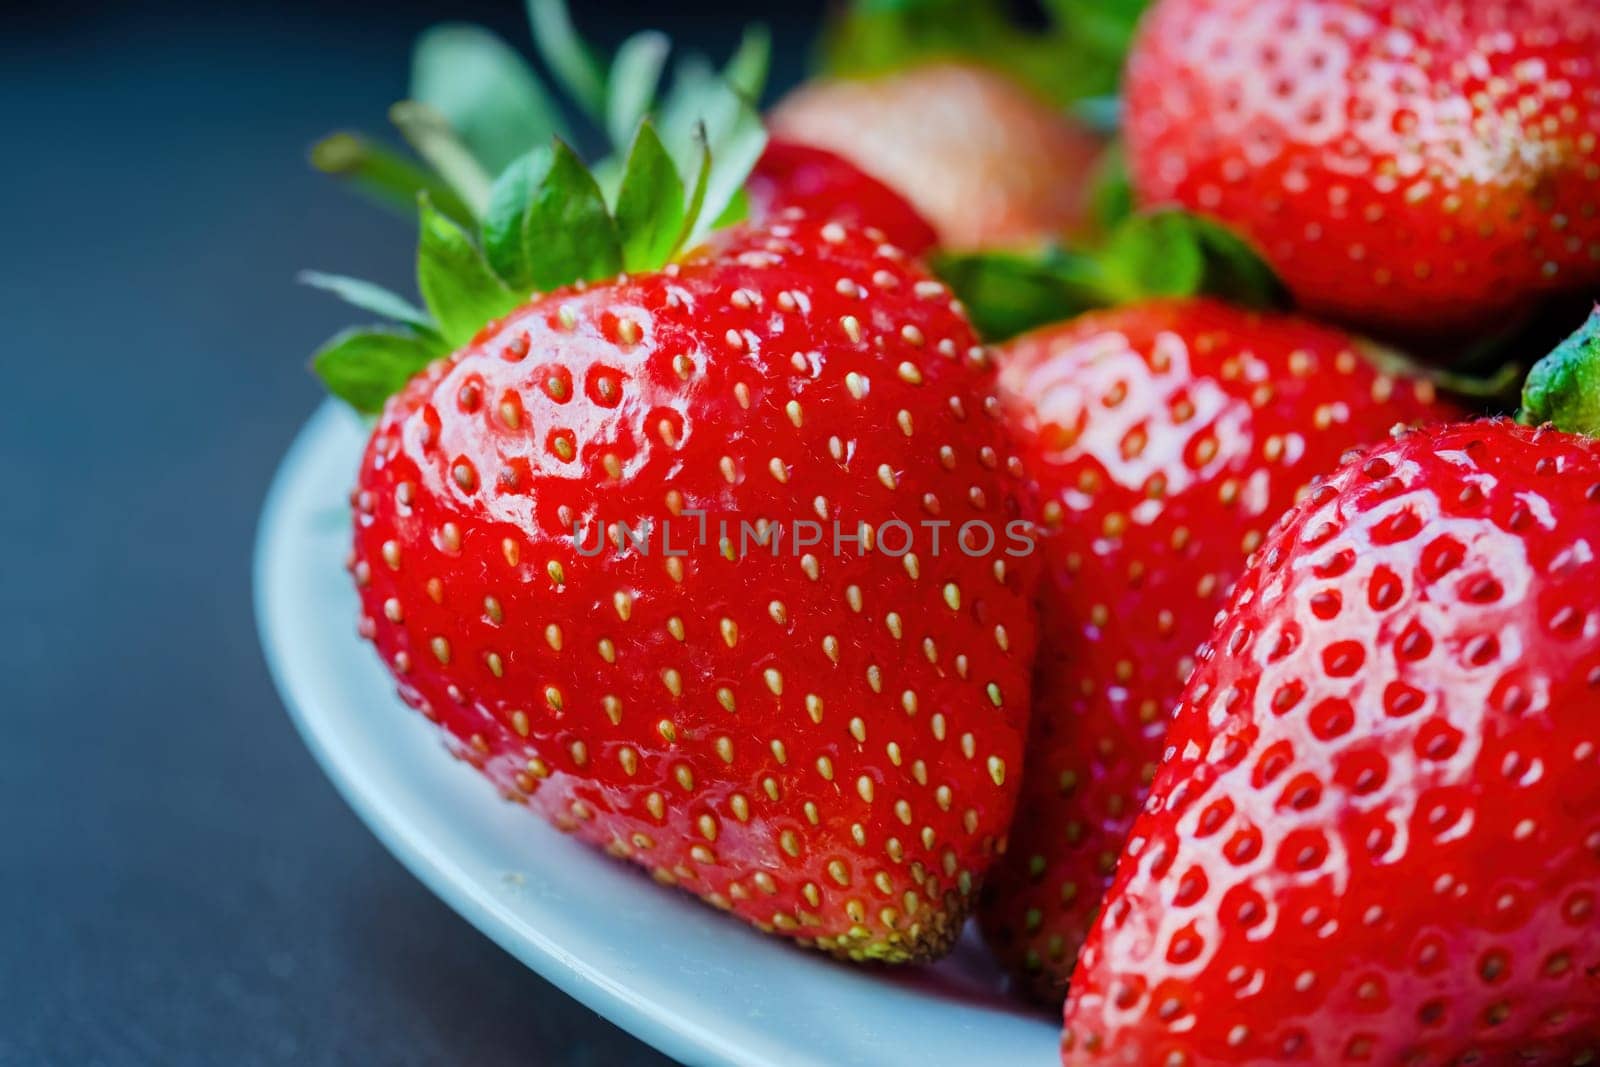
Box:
xmin=1 ymin=2 xmax=820 ymax=1063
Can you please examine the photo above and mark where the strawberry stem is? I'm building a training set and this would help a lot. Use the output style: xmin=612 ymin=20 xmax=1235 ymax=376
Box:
xmin=1354 ymin=339 xmax=1524 ymax=404
xmin=1520 ymin=305 xmax=1600 ymax=437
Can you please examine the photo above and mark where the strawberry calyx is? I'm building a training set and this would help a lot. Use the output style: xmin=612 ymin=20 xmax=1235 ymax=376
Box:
xmin=1520 ymin=304 xmax=1600 ymax=438
xmin=311 ymin=1 xmax=769 ymax=223
xmin=821 ymin=0 xmax=1145 ymax=114
xmin=301 ymin=0 xmax=771 ymax=413
xmin=933 ymin=209 xmax=1287 ymax=342
xmin=310 ymin=114 xmax=763 ymax=413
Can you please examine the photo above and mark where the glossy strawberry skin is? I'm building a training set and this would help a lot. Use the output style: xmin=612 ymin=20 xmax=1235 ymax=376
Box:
xmin=1125 ymin=0 xmax=1600 ymax=339
xmin=980 ymin=299 xmax=1462 ymax=1002
xmin=1062 ymin=420 xmax=1600 ymax=1064
xmin=770 ymin=63 xmax=1105 ymax=250
xmin=348 ymin=214 xmax=1040 ymax=962
xmin=749 ymin=139 xmax=938 ymax=257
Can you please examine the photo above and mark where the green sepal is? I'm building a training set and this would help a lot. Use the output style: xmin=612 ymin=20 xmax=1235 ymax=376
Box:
xmin=309 ymin=132 xmax=476 ymax=229
xmin=527 ymin=0 xmax=608 ymax=123
xmin=390 ymin=101 xmax=495 ymax=218
xmin=1039 ymin=0 xmax=1147 ymax=99
xmin=656 ymin=72 xmax=767 ymax=249
xmin=307 ymin=9 xmax=773 ymax=414
xmin=1163 ymin=213 xmax=1288 ymax=310
xmin=722 ymin=25 xmax=772 ymax=103
xmin=482 ymin=140 xmax=622 ymax=294
xmin=416 ymin=195 xmax=521 ymax=347
xmin=1099 ymin=212 xmax=1208 ymax=301
xmin=614 ymin=122 xmax=688 ymax=272
xmin=822 ymin=1 xmax=1025 ymax=85
xmin=298 ymin=271 xmax=443 ymax=344
xmin=933 ymin=247 xmax=1105 ymax=342
xmin=689 ymin=107 xmax=765 ymax=247
xmin=712 ymin=188 xmax=750 ymax=230
xmin=312 ymin=327 xmax=446 ymax=414
xmin=605 ymin=31 xmax=672 ymax=149
xmin=481 ymin=146 xmax=551 ymax=287
xmin=1520 ymin=306 xmax=1600 ymax=437
xmin=656 ymin=58 xmax=734 ymax=171
xmin=1087 ymin=141 xmax=1134 ymax=235
xmin=676 ymin=124 xmax=713 ymax=254
xmin=934 ymin=210 xmax=1289 ymax=342
xmin=820 ymin=0 xmax=1148 ymax=107
xmin=1097 ymin=211 xmax=1284 ymax=307
xmin=410 ymin=23 xmax=566 ymax=178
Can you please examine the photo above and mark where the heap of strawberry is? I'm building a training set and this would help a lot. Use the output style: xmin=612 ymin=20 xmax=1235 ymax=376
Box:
xmin=296 ymin=0 xmax=1600 ymax=1058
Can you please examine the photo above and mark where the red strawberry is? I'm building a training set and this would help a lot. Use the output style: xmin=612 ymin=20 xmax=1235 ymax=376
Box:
xmin=1124 ymin=0 xmax=1600 ymax=339
xmin=346 ymin=210 xmax=1040 ymax=961
xmin=770 ymin=63 xmax=1106 ymax=251
xmin=748 ymin=139 xmax=939 ymax=257
xmin=979 ymin=298 xmax=1462 ymax=1001
xmin=1060 ymin=309 xmax=1600 ymax=1061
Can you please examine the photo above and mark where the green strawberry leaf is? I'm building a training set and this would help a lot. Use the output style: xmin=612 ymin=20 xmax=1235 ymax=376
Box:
xmin=1521 ymin=306 xmax=1600 ymax=437
xmin=1042 ymin=0 xmax=1146 ymax=48
xmin=527 ymin=0 xmax=608 ymax=123
xmin=411 ymin=23 xmax=566 ymax=179
xmin=1087 ymin=141 xmax=1134 ymax=234
xmin=722 ymin=24 xmax=772 ymax=103
xmin=1098 ymin=210 xmax=1286 ymax=308
xmin=1040 ymin=0 xmax=1148 ymax=99
xmin=298 ymin=271 xmax=443 ymax=343
xmin=417 ymin=195 xmax=520 ymax=347
xmin=675 ymin=123 xmax=713 ymax=256
xmin=712 ymin=187 xmax=750 ymax=230
xmin=823 ymin=0 xmax=1016 ymax=80
xmin=312 ymin=327 xmax=445 ymax=414
xmin=309 ymin=132 xmax=477 ymax=229
xmin=689 ymin=104 xmax=765 ymax=247
xmin=306 ymin=9 xmax=774 ymax=414
xmin=1099 ymin=211 xmax=1207 ymax=301
xmin=605 ymin=31 xmax=672 ymax=149
xmin=390 ymin=101 xmax=495 ymax=218
xmin=656 ymin=58 xmax=729 ymax=170
xmin=934 ymin=248 xmax=1105 ymax=342
xmin=936 ymin=211 xmax=1288 ymax=342
xmin=655 ymin=73 xmax=766 ymax=249
xmin=483 ymin=140 xmax=622 ymax=293
xmin=1180 ymin=212 xmax=1290 ymax=310
xmin=614 ymin=122 xmax=687 ymax=272
xmin=822 ymin=0 xmax=1149 ymax=106
xmin=481 ymin=146 xmax=551 ymax=288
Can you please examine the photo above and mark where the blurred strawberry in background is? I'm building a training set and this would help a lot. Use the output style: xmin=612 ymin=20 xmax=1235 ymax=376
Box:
xmin=771 ymin=63 xmax=1104 ymax=249
xmin=768 ymin=0 xmax=1149 ymax=250
xmin=1124 ymin=0 xmax=1600 ymax=343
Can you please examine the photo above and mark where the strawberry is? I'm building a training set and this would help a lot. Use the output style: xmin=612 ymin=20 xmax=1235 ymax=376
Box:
xmin=1124 ymin=0 xmax=1600 ymax=340
xmin=748 ymin=138 xmax=939 ymax=257
xmin=1060 ymin=311 xmax=1600 ymax=1063
xmin=770 ymin=63 xmax=1106 ymax=250
xmin=307 ymin=69 xmax=1042 ymax=959
xmin=977 ymin=298 xmax=1463 ymax=1002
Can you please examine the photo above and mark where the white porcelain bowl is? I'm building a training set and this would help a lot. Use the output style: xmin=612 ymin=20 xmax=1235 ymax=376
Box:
xmin=254 ymin=401 xmax=1060 ymax=1067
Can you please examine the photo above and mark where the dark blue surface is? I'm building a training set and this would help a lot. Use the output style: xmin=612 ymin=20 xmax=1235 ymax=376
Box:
xmin=1 ymin=4 xmax=815 ymax=1063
